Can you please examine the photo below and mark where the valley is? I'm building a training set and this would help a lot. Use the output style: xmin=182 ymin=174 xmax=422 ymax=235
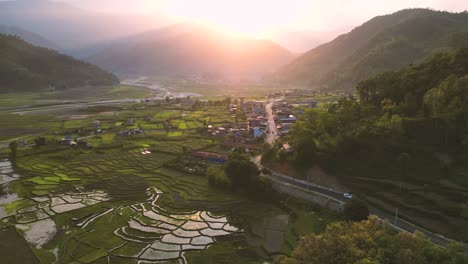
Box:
xmin=0 ymin=86 xmax=338 ymax=263
xmin=1 ymin=1 xmax=468 ymax=263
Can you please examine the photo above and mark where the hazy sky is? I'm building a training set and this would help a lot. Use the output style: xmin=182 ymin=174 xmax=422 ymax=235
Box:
xmin=55 ymin=0 xmax=468 ymax=35
xmin=9 ymin=0 xmax=468 ymax=37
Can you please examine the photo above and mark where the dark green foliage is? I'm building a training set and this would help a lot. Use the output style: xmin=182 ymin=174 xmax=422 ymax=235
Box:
xmin=343 ymin=198 xmax=369 ymax=221
xmin=224 ymin=153 xmax=260 ymax=189
xmin=9 ymin=140 xmax=17 ymax=165
xmin=278 ymin=9 xmax=468 ymax=90
xmin=0 ymin=228 xmax=39 ymax=264
xmin=34 ymin=137 xmax=47 ymax=147
xmin=208 ymin=167 xmax=232 ymax=190
xmin=287 ymin=47 xmax=468 ymax=241
xmin=357 ymin=47 xmax=468 ymax=116
xmin=0 ymin=34 xmax=118 ymax=92
xmin=208 ymin=154 xmax=276 ymax=200
xmin=277 ymin=217 xmax=468 ymax=264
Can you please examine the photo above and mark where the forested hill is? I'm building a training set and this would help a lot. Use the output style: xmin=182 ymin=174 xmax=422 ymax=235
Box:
xmin=0 ymin=34 xmax=118 ymax=93
xmin=283 ymin=47 xmax=468 ymax=241
xmin=357 ymin=46 xmax=468 ymax=117
xmin=276 ymin=9 xmax=468 ymax=90
xmin=0 ymin=25 xmax=59 ymax=50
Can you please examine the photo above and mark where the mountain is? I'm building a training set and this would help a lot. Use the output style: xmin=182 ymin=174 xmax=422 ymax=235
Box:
xmin=277 ymin=9 xmax=468 ymax=90
xmin=0 ymin=25 xmax=59 ymax=49
xmin=0 ymin=34 xmax=118 ymax=93
xmin=0 ymin=0 xmax=172 ymax=49
xmin=89 ymin=23 xmax=295 ymax=77
xmin=270 ymin=28 xmax=351 ymax=53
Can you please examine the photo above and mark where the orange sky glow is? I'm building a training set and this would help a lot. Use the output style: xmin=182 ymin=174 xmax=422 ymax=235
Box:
xmin=61 ymin=0 xmax=468 ymax=38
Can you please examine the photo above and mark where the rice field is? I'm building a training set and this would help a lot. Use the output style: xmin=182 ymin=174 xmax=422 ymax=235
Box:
xmin=0 ymin=102 xmax=336 ymax=263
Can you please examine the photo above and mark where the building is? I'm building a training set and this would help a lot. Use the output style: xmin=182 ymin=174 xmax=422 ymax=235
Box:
xmin=252 ymin=127 xmax=264 ymax=138
xmin=282 ymin=143 xmax=293 ymax=153
xmin=192 ymin=152 xmax=228 ymax=164
xmin=280 ymin=115 xmax=297 ymax=124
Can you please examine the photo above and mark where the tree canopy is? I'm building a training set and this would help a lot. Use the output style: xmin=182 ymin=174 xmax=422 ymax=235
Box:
xmin=343 ymin=198 xmax=370 ymax=221
xmin=277 ymin=217 xmax=467 ymax=264
xmin=224 ymin=153 xmax=260 ymax=189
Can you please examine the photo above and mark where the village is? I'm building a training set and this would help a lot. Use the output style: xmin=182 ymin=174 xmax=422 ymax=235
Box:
xmin=28 ymin=90 xmax=320 ymax=169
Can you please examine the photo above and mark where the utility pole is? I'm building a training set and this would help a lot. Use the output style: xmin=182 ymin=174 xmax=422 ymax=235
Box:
xmin=394 ymin=208 xmax=399 ymax=225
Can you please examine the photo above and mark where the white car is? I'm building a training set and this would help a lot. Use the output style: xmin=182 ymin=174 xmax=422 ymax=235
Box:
xmin=343 ymin=193 xmax=353 ymax=199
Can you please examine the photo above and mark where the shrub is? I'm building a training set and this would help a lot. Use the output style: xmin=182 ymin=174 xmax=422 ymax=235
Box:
xmin=343 ymin=198 xmax=369 ymax=221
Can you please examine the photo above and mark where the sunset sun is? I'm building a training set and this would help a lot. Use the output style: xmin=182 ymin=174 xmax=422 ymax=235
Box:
xmin=164 ymin=0 xmax=305 ymax=37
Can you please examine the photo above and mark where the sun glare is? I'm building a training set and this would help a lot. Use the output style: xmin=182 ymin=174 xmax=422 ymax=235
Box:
xmin=164 ymin=0 xmax=306 ymax=38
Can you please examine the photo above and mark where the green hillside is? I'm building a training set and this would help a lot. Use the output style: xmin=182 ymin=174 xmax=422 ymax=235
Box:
xmin=0 ymin=34 xmax=118 ymax=93
xmin=280 ymin=47 xmax=468 ymax=241
xmin=277 ymin=9 xmax=468 ymax=90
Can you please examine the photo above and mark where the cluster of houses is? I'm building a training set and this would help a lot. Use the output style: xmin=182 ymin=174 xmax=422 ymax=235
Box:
xmin=207 ymin=122 xmax=250 ymax=140
xmin=272 ymin=101 xmax=297 ymax=137
xmin=208 ymin=100 xmax=268 ymax=144
xmin=244 ymin=101 xmax=267 ymax=139
xmin=59 ymin=134 xmax=93 ymax=148
xmin=116 ymin=128 xmax=144 ymax=136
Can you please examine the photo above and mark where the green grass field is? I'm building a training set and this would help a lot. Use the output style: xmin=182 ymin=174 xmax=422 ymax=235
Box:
xmin=0 ymin=85 xmax=153 ymax=109
xmin=0 ymin=99 xmax=335 ymax=263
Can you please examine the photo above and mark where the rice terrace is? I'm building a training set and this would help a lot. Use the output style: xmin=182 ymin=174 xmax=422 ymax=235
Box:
xmin=2 ymin=1 xmax=468 ymax=263
xmin=0 ymin=81 xmax=337 ymax=263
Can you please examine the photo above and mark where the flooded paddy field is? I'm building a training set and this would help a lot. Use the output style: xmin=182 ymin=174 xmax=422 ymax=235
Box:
xmin=0 ymin=102 xmax=338 ymax=263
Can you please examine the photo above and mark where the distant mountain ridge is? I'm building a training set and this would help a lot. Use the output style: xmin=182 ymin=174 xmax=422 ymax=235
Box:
xmin=0 ymin=25 xmax=59 ymax=49
xmin=0 ymin=0 xmax=172 ymax=49
xmin=0 ymin=34 xmax=118 ymax=93
xmin=277 ymin=9 xmax=468 ymax=90
xmin=89 ymin=23 xmax=295 ymax=77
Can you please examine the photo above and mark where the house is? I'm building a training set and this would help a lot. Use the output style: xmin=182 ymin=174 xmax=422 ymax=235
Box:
xmin=280 ymin=115 xmax=297 ymax=124
xmin=252 ymin=127 xmax=264 ymax=138
xmin=125 ymin=118 xmax=136 ymax=126
xmin=91 ymin=120 xmax=101 ymax=127
xmin=282 ymin=143 xmax=293 ymax=153
xmin=59 ymin=134 xmax=74 ymax=145
xmin=253 ymin=106 xmax=265 ymax=114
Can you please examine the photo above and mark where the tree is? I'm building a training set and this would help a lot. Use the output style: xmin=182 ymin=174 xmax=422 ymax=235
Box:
xmin=294 ymin=138 xmax=316 ymax=168
xmin=343 ymin=198 xmax=369 ymax=221
xmin=34 ymin=137 xmax=47 ymax=148
xmin=398 ymin=153 xmax=411 ymax=178
xmin=224 ymin=153 xmax=259 ymax=189
xmin=277 ymin=217 xmax=466 ymax=264
xmin=9 ymin=141 xmax=18 ymax=165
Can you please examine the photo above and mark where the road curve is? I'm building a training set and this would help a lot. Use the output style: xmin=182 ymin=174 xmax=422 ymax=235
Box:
xmin=259 ymin=164 xmax=467 ymax=250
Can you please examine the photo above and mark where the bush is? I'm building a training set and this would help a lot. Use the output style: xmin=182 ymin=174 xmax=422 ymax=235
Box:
xmin=207 ymin=167 xmax=232 ymax=190
xmin=224 ymin=153 xmax=259 ymax=189
xmin=343 ymin=198 xmax=369 ymax=221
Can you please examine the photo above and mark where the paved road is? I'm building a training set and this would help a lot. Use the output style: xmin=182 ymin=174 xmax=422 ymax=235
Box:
xmin=262 ymin=166 xmax=467 ymax=250
xmin=265 ymin=100 xmax=277 ymax=145
xmin=260 ymin=99 xmax=467 ymax=250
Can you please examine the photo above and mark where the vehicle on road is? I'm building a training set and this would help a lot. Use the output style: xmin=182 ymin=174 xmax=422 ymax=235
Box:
xmin=344 ymin=193 xmax=353 ymax=199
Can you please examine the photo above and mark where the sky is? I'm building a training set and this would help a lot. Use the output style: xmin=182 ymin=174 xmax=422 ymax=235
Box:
xmin=55 ymin=0 xmax=468 ymax=37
